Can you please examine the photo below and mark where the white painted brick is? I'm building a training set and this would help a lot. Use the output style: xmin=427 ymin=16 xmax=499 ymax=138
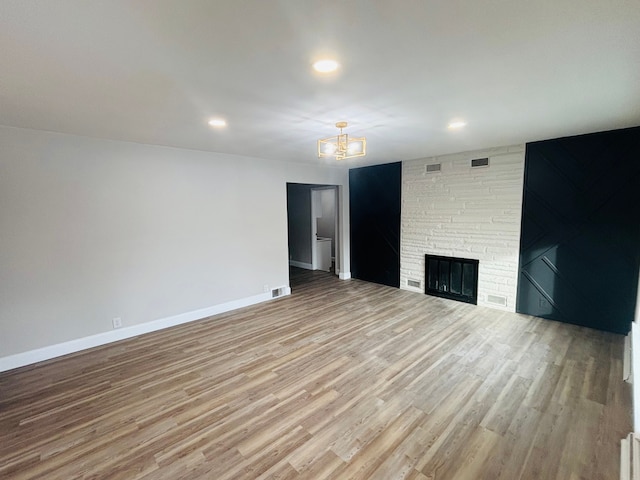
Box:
xmin=400 ymin=145 xmax=525 ymax=313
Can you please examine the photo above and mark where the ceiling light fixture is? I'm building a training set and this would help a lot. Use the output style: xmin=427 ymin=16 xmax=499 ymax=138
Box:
xmin=313 ymin=59 xmax=339 ymax=73
xmin=318 ymin=122 xmax=366 ymax=160
xmin=208 ymin=118 xmax=227 ymax=128
xmin=448 ymin=120 xmax=467 ymax=129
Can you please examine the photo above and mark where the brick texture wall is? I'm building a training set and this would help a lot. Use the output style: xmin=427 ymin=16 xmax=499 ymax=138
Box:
xmin=401 ymin=145 xmax=525 ymax=311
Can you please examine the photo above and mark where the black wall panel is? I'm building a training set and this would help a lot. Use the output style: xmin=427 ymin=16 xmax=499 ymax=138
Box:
xmin=349 ymin=162 xmax=401 ymax=288
xmin=517 ymin=126 xmax=640 ymax=334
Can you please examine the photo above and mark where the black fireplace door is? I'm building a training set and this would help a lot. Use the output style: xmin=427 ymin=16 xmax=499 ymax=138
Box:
xmin=425 ymin=255 xmax=479 ymax=305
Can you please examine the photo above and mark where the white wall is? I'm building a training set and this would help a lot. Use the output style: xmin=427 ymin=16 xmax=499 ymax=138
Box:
xmin=401 ymin=145 xmax=525 ymax=311
xmin=0 ymin=126 xmax=348 ymax=369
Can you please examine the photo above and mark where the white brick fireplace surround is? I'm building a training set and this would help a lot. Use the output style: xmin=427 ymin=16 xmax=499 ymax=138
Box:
xmin=401 ymin=145 xmax=525 ymax=312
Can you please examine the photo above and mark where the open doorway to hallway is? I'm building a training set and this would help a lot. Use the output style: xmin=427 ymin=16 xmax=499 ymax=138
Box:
xmin=286 ymin=183 xmax=339 ymax=288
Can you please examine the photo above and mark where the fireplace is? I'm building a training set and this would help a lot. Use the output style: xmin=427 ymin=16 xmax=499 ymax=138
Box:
xmin=425 ymin=254 xmax=479 ymax=305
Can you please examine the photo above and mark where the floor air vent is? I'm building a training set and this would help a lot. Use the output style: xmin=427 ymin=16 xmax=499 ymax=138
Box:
xmin=487 ymin=294 xmax=507 ymax=307
xmin=407 ymin=279 xmax=421 ymax=288
xmin=471 ymin=157 xmax=489 ymax=168
xmin=272 ymin=288 xmax=284 ymax=298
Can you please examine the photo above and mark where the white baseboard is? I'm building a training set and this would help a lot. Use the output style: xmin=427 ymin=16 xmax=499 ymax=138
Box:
xmin=289 ymin=260 xmax=313 ymax=270
xmin=339 ymin=271 xmax=351 ymax=280
xmin=0 ymin=287 xmax=291 ymax=373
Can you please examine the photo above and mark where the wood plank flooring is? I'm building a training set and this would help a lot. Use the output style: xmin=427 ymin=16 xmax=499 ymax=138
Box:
xmin=0 ymin=268 xmax=632 ymax=479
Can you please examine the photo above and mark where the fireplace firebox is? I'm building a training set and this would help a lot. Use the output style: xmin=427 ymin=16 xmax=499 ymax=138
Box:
xmin=425 ymin=254 xmax=479 ymax=305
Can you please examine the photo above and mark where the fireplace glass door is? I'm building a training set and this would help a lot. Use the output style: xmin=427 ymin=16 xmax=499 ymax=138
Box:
xmin=425 ymin=254 xmax=479 ymax=304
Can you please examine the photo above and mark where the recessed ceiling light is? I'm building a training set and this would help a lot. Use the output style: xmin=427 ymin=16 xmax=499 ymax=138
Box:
xmin=208 ymin=118 xmax=227 ymax=128
xmin=313 ymin=59 xmax=339 ymax=73
xmin=448 ymin=121 xmax=467 ymax=129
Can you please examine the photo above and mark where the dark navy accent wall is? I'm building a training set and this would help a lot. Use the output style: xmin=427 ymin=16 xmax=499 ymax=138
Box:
xmin=349 ymin=162 xmax=401 ymax=288
xmin=517 ymin=126 xmax=640 ymax=334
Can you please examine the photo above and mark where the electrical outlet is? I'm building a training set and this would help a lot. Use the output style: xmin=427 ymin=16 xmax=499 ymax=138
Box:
xmin=112 ymin=317 xmax=122 ymax=329
xmin=263 ymin=284 xmax=269 ymax=293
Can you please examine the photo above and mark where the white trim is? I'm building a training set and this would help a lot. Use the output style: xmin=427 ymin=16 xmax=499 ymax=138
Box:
xmin=0 ymin=289 xmax=290 ymax=373
xmin=271 ymin=286 xmax=292 ymax=298
xmin=620 ymin=433 xmax=640 ymax=480
xmin=339 ymin=271 xmax=351 ymax=280
xmin=311 ymin=189 xmax=321 ymax=271
xmin=625 ymin=334 xmax=632 ymax=383
xmin=622 ymin=434 xmax=631 ymax=480
xmin=289 ymin=260 xmax=313 ymax=270
xmin=634 ymin=322 xmax=640 ymax=432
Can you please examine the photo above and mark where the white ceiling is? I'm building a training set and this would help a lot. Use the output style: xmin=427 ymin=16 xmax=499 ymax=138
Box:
xmin=1 ymin=0 xmax=639 ymax=167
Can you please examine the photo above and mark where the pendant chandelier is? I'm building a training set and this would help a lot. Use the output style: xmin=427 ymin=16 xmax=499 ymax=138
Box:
xmin=317 ymin=122 xmax=366 ymax=160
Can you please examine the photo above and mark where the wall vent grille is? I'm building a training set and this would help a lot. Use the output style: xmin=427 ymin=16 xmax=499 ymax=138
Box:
xmin=272 ymin=288 xmax=283 ymax=298
xmin=426 ymin=163 xmax=441 ymax=173
xmin=407 ymin=279 xmax=421 ymax=288
xmin=471 ymin=157 xmax=490 ymax=168
xmin=487 ymin=294 xmax=507 ymax=306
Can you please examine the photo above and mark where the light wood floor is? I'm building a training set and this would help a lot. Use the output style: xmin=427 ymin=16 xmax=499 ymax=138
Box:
xmin=0 ymin=269 xmax=632 ymax=479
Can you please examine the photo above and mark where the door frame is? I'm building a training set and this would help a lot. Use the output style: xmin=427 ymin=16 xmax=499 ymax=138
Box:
xmin=310 ymin=186 xmax=339 ymax=273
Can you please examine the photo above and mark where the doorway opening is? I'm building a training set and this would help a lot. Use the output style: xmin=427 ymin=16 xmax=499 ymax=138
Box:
xmin=286 ymin=183 xmax=340 ymax=289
